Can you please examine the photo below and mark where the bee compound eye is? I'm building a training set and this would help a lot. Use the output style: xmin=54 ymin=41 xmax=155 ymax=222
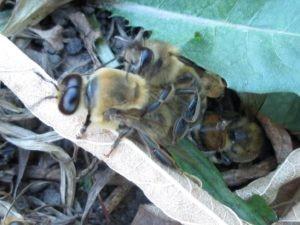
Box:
xmin=59 ymin=87 xmax=80 ymax=115
xmin=139 ymin=47 xmax=154 ymax=70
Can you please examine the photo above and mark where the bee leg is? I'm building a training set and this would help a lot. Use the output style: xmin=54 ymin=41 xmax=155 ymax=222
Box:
xmin=104 ymin=127 xmax=134 ymax=157
xmin=138 ymin=131 xmax=175 ymax=168
xmin=175 ymin=88 xmax=196 ymax=95
xmin=76 ymin=110 xmax=91 ymax=139
xmin=180 ymin=88 xmax=207 ymax=122
xmin=104 ymin=109 xmax=175 ymax=167
xmin=172 ymin=117 xmax=189 ymax=144
xmin=175 ymin=88 xmax=205 ymax=122
xmin=141 ymin=85 xmax=174 ymax=116
xmin=106 ymin=19 xmax=116 ymax=41
xmin=172 ymin=89 xmax=205 ymax=143
xmin=183 ymin=91 xmax=202 ymax=123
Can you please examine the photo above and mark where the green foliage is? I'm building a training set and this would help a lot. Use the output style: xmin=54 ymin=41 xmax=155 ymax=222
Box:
xmin=108 ymin=0 xmax=300 ymax=95
xmin=0 ymin=10 xmax=11 ymax=32
xmin=239 ymin=92 xmax=300 ymax=131
xmin=169 ymin=139 xmax=278 ymax=225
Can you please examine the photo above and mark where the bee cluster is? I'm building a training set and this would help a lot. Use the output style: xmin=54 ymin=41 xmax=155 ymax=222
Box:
xmin=98 ymin=11 xmax=270 ymax=167
xmin=37 ymin=10 xmax=269 ymax=169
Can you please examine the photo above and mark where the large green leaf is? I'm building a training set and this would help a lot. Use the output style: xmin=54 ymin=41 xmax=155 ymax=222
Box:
xmin=169 ymin=139 xmax=278 ymax=225
xmin=105 ymin=0 xmax=300 ymax=95
xmin=0 ymin=10 xmax=11 ymax=32
xmin=239 ymin=92 xmax=300 ymax=132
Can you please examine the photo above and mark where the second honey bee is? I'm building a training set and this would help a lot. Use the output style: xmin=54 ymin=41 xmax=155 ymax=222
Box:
xmin=191 ymin=111 xmax=265 ymax=165
xmin=114 ymin=29 xmax=227 ymax=143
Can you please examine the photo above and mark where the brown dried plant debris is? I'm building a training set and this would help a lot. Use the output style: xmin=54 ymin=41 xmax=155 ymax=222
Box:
xmin=68 ymin=11 xmax=101 ymax=68
xmin=131 ymin=204 xmax=181 ymax=225
xmin=222 ymin=157 xmax=277 ymax=187
xmin=257 ymin=114 xmax=294 ymax=163
xmin=29 ymin=25 xmax=64 ymax=52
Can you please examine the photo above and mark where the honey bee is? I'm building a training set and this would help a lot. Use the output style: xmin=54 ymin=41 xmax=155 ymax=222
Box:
xmin=33 ymin=27 xmax=226 ymax=166
xmin=113 ymin=29 xmax=226 ymax=143
xmin=115 ymin=29 xmax=225 ymax=94
xmin=191 ymin=111 xmax=265 ymax=165
xmin=34 ymin=68 xmax=189 ymax=166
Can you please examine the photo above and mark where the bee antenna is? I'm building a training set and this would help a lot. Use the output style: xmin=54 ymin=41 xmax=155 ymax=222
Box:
xmin=92 ymin=57 xmax=118 ymax=72
xmin=29 ymin=95 xmax=57 ymax=110
xmin=114 ymin=35 xmax=131 ymax=44
xmin=34 ymin=71 xmax=59 ymax=91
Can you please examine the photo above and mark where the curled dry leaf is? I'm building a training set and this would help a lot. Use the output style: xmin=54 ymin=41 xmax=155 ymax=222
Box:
xmin=0 ymin=121 xmax=75 ymax=208
xmin=14 ymin=149 xmax=30 ymax=198
xmin=131 ymin=204 xmax=181 ymax=225
xmin=0 ymin=99 xmax=27 ymax=113
xmin=29 ymin=25 xmax=64 ymax=51
xmin=68 ymin=11 xmax=101 ymax=67
xmin=236 ymin=148 xmax=300 ymax=205
xmin=103 ymin=180 xmax=133 ymax=214
xmin=0 ymin=34 xmax=249 ymax=225
xmin=271 ymin=178 xmax=300 ymax=217
xmin=222 ymin=157 xmax=277 ymax=187
xmin=276 ymin=202 xmax=300 ymax=224
xmin=257 ymin=114 xmax=293 ymax=163
xmin=0 ymin=112 xmax=34 ymax=121
xmin=0 ymin=200 xmax=25 ymax=223
xmin=2 ymin=0 xmax=73 ymax=36
xmin=81 ymin=169 xmax=115 ymax=225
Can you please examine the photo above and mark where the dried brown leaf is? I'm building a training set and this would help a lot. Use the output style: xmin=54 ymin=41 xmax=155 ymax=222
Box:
xmin=0 ymin=98 xmax=34 ymax=121
xmin=0 ymin=99 xmax=26 ymax=113
xmin=131 ymin=204 xmax=181 ymax=225
xmin=257 ymin=114 xmax=293 ymax=163
xmin=236 ymin=148 xmax=300 ymax=204
xmin=273 ymin=201 xmax=300 ymax=224
xmin=68 ymin=11 xmax=101 ymax=67
xmin=2 ymin=0 xmax=73 ymax=36
xmin=0 ymin=122 xmax=61 ymax=142
xmin=222 ymin=157 xmax=277 ymax=187
xmin=0 ymin=121 xmax=75 ymax=208
xmin=104 ymin=181 xmax=133 ymax=214
xmin=81 ymin=169 xmax=115 ymax=224
xmin=29 ymin=25 xmax=64 ymax=51
xmin=13 ymin=149 xmax=30 ymax=198
xmin=272 ymin=178 xmax=300 ymax=217
xmin=0 ymin=112 xmax=34 ymax=121
xmin=0 ymin=200 xmax=24 ymax=223
xmin=27 ymin=196 xmax=80 ymax=224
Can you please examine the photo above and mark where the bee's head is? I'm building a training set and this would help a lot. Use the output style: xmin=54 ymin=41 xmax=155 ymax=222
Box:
xmin=32 ymin=72 xmax=82 ymax=115
xmin=115 ymin=31 xmax=154 ymax=74
xmin=57 ymin=74 xmax=82 ymax=115
xmin=129 ymin=46 xmax=154 ymax=74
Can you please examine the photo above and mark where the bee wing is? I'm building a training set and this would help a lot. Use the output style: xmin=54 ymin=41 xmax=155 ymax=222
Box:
xmin=173 ymin=54 xmax=226 ymax=98
xmin=172 ymin=54 xmax=206 ymax=75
